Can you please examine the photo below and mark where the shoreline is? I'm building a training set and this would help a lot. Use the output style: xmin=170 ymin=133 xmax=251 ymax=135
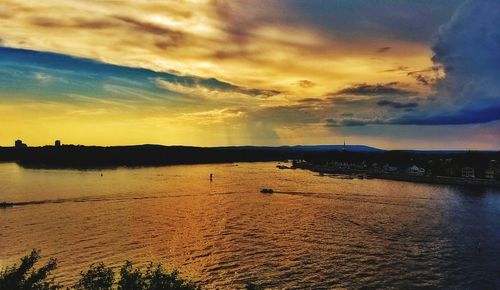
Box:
xmin=293 ymin=165 xmax=500 ymax=188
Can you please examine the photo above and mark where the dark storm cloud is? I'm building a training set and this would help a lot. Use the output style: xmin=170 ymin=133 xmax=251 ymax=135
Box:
xmin=326 ymin=105 xmax=500 ymax=127
xmin=397 ymin=0 xmax=500 ymax=126
xmin=430 ymin=0 xmax=500 ymax=106
xmin=329 ymin=0 xmax=500 ymax=128
xmin=392 ymin=105 xmax=500 ymax=125
xmin=406 ymin=67 xmax=441 ymax=86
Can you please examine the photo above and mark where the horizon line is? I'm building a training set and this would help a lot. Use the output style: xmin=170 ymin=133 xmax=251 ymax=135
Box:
xmin=2 ymin=142 xmax=499 ymax=152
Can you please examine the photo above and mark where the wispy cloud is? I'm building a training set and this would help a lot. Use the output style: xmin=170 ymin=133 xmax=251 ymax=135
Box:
xmin=332 ymin=82 xmax=414 ymax=96
xmin=376 ymin=46 xmax=392 ymax=53
xmin=376 ymin=100 xmax=418 ymax=109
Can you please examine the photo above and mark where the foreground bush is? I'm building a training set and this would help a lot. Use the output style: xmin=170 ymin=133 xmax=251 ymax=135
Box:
xmin=74 ymin=261 xmax=198 ymax=290
xmin=0 ymin=250 xmax=199 ymax=290
xmin=0 ymin=249 xmax=59 ymax=290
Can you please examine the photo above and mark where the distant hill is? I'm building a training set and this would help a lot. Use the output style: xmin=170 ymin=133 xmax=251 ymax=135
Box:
xmin=284 ymin=145 xmax=384 ymax=152
xmin=215 ymin=145 xmax=384 ymax=152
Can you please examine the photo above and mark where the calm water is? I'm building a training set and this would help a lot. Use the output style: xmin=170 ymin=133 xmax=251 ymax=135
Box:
xmin=0 ymin=162 xmax=499 ymax=289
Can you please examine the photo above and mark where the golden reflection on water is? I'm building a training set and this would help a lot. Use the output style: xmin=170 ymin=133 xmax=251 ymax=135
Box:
xmin=0 ymin=162 xmax=499 ymax=288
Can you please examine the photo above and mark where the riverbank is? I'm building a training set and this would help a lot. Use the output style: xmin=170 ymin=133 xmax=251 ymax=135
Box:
xmin=294 ymin=165 xmax=500 ymax=188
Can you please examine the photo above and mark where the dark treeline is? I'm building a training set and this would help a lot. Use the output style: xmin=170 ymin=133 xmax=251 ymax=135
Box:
xmin=0 ymin=145 xmax=498 ymax=171
xmin=0 ymin=147 xmax=16 ymax=162
xmin=1 ymin=145 xmax=372 ymax=168
xmin=5 ymin=145 xmax=304 ymax=168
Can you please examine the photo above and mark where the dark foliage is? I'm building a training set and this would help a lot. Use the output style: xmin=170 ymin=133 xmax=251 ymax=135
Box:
xmin=1 ymin=251 xmax=199 ymax=290
xmin=115 ymin=261 xmax=199 ymax=290
xmin=2 ymin=145 xmax=496 ymax=172
xmin=74 ymin=263 xmax=114 ymax=290
xmin=0 ymin=249 xmax=60 ymax=290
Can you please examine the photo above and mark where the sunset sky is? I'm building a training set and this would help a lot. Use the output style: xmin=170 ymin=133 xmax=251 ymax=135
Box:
xmin=0 ymin=0 xmax=499 ymax=149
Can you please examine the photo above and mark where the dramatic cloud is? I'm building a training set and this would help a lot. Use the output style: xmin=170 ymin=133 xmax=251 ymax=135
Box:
xmin=393 ymin=105 xmax=500 ymax=126
xmin=406 ymin=67 xmax=441 ymax=86
xmin=0 ymin=0 xmax=498 ymax=149
xmin=0 ymin=0 xmax=434 ymax=99
xmin=329 ymin=0 xmax=500 ymax=129
xmin=432 ymin=0 xmax=500 ymax=106
xmin=327 ymin=105 xmax=500 ymax=127
xmin=389 ymin=0 xmax=500 ymax=126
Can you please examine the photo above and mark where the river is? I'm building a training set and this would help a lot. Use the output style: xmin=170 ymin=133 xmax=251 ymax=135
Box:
xmin=0 ymin=162 xmax=499 ymax=289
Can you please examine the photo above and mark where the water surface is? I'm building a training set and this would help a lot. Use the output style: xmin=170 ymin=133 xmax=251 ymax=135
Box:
xmin=0 ymin=162 xmax=499 ymax=288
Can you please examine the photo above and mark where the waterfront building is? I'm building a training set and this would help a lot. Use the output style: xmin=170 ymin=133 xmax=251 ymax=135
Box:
xmin=55 ymin=140 xmax=61 ymax=147
xmin=407 ymin=165 xmax=425 ymax=176
xmin=485 ymin=168 xmax=495 ymax=179
xmin=461 ymin=167 xmax=475 ymax=178
xmin=383 ymin=164 xmax=399 ymax=173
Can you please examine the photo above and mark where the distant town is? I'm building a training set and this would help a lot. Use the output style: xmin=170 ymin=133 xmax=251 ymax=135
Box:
xmin=1 ymin=139 xmax=499 ymax=187
xmin=289 ymin=144 xmax=500 ymax=187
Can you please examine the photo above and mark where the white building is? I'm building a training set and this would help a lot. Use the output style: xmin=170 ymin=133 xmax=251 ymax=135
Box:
xmin=383 ymin=164 xmax=398 ymax=173
xmin=407 ymin=165 xmax=425 ymax=176
xmin=461 ymin=167 xmax=475 ymax=178
xmin=485 ymin=167 xmax=495 ymax=179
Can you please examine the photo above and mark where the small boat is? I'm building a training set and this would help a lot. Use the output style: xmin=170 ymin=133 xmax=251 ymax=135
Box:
xmin=276 ymin=165 xmax=289 ymax=169
xmin=0 ymin=202 xmax=14 ymax=208
xmin=260 ymin=188 xmax=274 ymax=194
